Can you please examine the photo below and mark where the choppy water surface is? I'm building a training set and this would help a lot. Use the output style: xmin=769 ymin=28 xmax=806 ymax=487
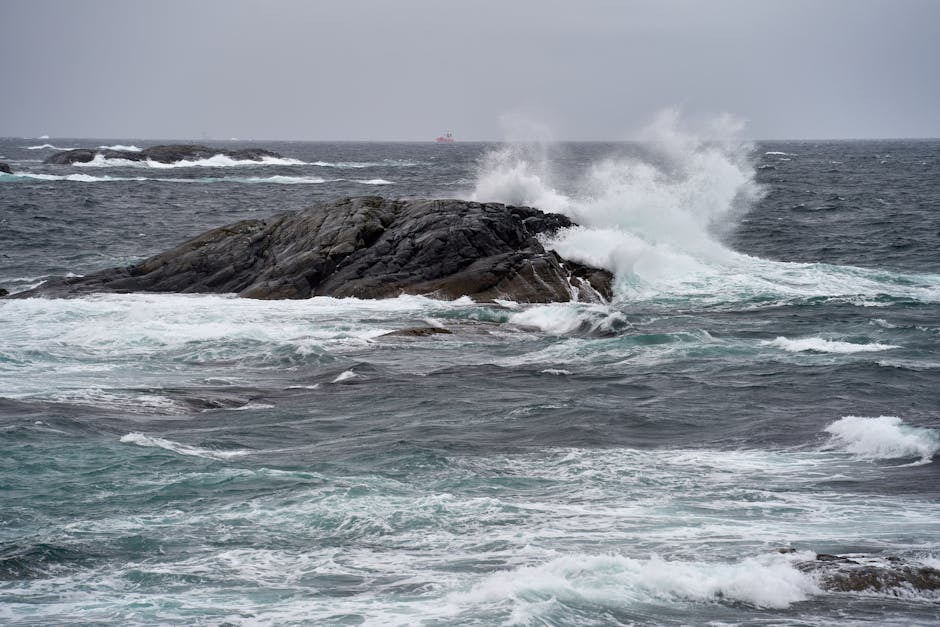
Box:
xmin=1 ymin=134 xmax=939 ymax=625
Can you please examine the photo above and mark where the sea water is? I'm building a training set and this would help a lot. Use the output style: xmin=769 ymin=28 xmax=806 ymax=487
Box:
xmin=1 ymin=127 xmax=939 ymax=624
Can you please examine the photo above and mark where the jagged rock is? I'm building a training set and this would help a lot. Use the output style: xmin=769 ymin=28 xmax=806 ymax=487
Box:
xmin=781 ymin=550 xmax=940 ymax=595
xmin=13 ymin=197 xmax=613 ymax=303
xmin=43 ymin=144 xmax=283 ymax=165
xmin=0 ymin=288 xmax=8 ymax=297
xmin=0 ymin=163 xmax=12 ymax=175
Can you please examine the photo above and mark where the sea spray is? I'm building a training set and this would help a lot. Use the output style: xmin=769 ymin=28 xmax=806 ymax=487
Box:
xmin=468 ymin=111 xmax=940 ymax=304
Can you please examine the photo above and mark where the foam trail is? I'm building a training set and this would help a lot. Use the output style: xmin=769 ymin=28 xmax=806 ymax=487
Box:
xmin=824 ymin=416 xmax=940 ymax=463
xmin=120 ymin=432 xmax=249 ymax=460
xmin=353 ymin=178 xmax=394 ymax=185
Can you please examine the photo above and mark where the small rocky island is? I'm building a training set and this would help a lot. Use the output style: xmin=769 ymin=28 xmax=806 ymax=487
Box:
xmin=12 ymin=197 xmax=613 ymax=303
xmin=0 ymin=162 xmax=12 ymax=174
xmin=43 ymin=144 xmax=284 ymax=165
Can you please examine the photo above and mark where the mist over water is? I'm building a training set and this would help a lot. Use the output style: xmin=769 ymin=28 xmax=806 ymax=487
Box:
xmin=2 ymin=128 xmax=940 ymax=624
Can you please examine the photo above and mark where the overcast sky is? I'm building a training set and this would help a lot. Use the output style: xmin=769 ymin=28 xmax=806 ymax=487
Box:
xmin=2 ymin=0 xmax=938 ymax=140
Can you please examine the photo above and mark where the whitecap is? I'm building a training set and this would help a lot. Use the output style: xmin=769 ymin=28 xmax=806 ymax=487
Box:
xmin=353 ymin=178 xmax=394 ymax=185
xmin=120 ymin=432 xmax=249 ymax=460
xmin=330 ymin=370 xmax=358 ymax=383
xmin=765 ymin=336 xmax=898 ymax=353
xmin=823 ymin=416 xmax=939 ymax=463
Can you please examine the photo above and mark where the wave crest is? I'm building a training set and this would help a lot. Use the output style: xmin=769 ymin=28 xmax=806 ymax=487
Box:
xmin=824 ymin=416 xmax=940 ymax=463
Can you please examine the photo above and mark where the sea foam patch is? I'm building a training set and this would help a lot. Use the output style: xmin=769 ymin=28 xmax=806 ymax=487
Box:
xmin=765 ymin=336 xmax=899 ymax=354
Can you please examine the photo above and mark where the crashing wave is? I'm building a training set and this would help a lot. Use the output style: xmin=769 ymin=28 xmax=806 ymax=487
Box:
xmin=824 ymin=416 xmax=939 ymax=463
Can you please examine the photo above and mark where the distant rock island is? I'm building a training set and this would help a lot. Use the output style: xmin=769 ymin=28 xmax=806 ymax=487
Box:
xmin=43 ymin=144 xmax=284 ymax=165
xmin=0 ymin=162 xmax=12 ymax=174
xmin=12 ymin=197 xmax=613 ymax=303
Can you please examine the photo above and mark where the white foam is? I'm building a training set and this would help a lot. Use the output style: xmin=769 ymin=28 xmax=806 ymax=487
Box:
xmin=12 ymin=173 xmax=146 ymax=183
xmin=312 ymin=159 xmax=419 ymax=168
xmin=468 ymin=110 xmax=940 ymax=305
xmin=119 ymin=432 xmax=249 ymax=460
xmin=540 ymin=368 xmax=571 ymax=375
xmin=764 ymin=151 xmax=794 ymax=156
xmin=227 ymin=175 xmax=329 ymax=184
xmin=330 ymin=370 xmax=357 ymax=383
xmin=24 ymin=143 xmax=72 ymax=150
xmin=98 ymin=144 xmax=142 ymax=151
xmin=74 ymin=153 xmax=306 ymax=168
xmin=508 ymin=303 xmax=627 ymax=335
xmin=824 ymin=416 xmax=940 ymax=463
xmin=353 ymin=178 xmax=394 ymax=185
xmin=455 ymin=552 xmax=819 ymax=610
xmin=765 ymin=336 xmax=899 ymax=354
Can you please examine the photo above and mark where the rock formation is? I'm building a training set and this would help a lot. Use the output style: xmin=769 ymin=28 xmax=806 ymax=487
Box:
xmin=781 ymin=549 xmax=940 ymax=595
xmin=12 ymin=197 xmax=613 ymax=303
xmin=0 ymin=162 xmax=12 ymax=175
xmin=43 ymin=144 xmax=284 ymax=165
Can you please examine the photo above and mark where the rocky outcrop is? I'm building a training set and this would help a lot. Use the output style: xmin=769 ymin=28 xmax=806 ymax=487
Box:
xmin=43 ymin=144 xmax=284 ymax=165
xmin=13 ymin=197 xmax=613 ymax=303
xmin=782 ymin=549 xmax=940 ymax=595
xmin=0 ymin=162 xmax=12 ymax=175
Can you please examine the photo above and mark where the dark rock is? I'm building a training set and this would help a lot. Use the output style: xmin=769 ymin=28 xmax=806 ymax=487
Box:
xmin=382 ymin=327 xmax=454 ymax=337
xmin=0 ymin=288 xmax=7 ymax=297
xmin=13 ymin=197 xmax=613 ymax=304
xmin=43 ymin=144 xmax=284 ymax=165
xmin=793 ymin=552 xmax=940 ymax=595
xmin=0 ymin=163 xmax=12 ymax=175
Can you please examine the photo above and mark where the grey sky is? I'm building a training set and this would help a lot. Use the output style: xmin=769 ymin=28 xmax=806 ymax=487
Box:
xmin=2 ymin=0 xmax=938 ymax=140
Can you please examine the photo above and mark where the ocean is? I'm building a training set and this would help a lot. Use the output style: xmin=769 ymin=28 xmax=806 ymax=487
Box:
xmin=1 ymin=135 xmax=939 ymax=625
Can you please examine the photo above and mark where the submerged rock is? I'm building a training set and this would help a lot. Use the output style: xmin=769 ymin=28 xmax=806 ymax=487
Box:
xmin=14 ymin=196 xmax=612 ymax=303
xmin=43 ymin=144 xmax=284 ymax=165
xmin=0 ymin=162 xmax=12 ymax=175
xmin=381 ymin=327 xmax=454 ymax=337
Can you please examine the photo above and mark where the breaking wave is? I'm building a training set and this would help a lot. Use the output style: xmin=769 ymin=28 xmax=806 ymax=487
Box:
xmin=468 ymin=109 xmax=940 ymax=305
xmin=824 ymin=416 xmax=940 ymax=463
xmin=455 ymin=552 xmax=819 ymax=611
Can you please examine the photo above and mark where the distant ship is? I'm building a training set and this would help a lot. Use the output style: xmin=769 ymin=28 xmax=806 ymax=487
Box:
xmin=435 ymin=132 xmax=455 ymax=143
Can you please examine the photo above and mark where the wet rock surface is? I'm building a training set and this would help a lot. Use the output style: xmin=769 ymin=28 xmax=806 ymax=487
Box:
xmin=12 ymin=196 xmax=613 ymax=303
xmin=43 ymin=144 xmax=284 ymax=165
xmin=0 ymin=162 xmax=12 ymax=175
xmin=780 ymin=549 xmax=940 ymax=595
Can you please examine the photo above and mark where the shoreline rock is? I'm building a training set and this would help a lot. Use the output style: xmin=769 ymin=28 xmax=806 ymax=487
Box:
xmin=43 ymin=144 xmax=284 ymax=165
xmin=0 ymin=162 xmax=12 ymax=175
xmin=11 ymin=196 xmax=613 ymax=303
xmin=779 ymin=549 xmax=940 ymax=595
